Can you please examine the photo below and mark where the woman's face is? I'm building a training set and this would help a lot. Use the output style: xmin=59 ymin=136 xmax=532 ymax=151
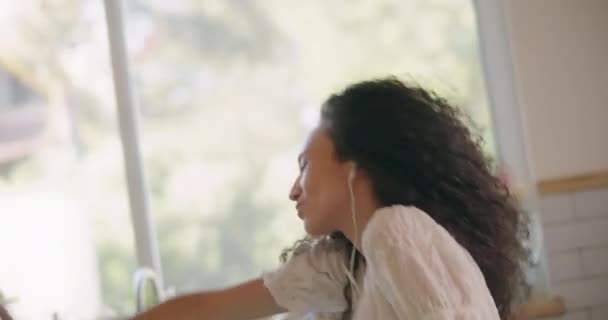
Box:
xmin=289 ymin=127 xmax=351 ymax=236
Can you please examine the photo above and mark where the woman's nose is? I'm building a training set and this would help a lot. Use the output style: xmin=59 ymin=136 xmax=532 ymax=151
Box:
xmin=289 ymin=177 xmax=302 ymax=201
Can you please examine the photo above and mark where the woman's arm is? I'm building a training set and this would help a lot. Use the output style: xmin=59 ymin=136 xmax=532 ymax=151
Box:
xmin=0 ymin=304 xmax=13 ymax=320
xmin=131 ymin=278 xmax=285 ymax=320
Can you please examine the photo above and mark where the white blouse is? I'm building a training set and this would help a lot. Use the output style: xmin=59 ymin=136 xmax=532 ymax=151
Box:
xmin=263 ymin=205 xmax=501 ymax=319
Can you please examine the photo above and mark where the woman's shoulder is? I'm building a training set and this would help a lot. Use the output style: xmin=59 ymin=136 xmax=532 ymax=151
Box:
xmin=360 ymin=205 xmax=476 ymax=271
xmin=362 ymin=205 xmax=442 ymax=253
xmin=359 ymin=205 xmax=499 ymax=319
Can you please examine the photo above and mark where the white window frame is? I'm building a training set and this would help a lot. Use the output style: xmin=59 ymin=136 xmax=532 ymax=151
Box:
xmin=474 ymin=0 xmax=551 ymax=295
xmin=103 ymin=0 xmax=164 ymax=289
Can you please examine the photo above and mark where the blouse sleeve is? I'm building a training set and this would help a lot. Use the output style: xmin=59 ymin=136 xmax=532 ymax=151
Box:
xmin=361 ymin=205 xmax=500 ymax=320
xmin=263 ymin=239 xmax=350 ymax=314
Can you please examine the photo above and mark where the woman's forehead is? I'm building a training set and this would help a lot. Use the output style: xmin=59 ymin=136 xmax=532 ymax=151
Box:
xmin=301 ymin=128 xmax=334 ymax=158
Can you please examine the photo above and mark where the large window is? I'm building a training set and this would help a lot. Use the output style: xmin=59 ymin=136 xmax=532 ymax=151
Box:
xmin=0 ymin=0 xmax=504 ymax=318
xmin=124 ymin=0 xmax=495 ymax=297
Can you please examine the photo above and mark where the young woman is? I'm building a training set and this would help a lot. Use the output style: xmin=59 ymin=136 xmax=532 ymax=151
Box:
xmin=132 ymin=77 xmax=528 ymax=320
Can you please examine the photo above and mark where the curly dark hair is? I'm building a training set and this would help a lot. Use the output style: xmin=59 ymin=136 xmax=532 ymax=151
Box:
xmin=283 ymin=77 xmax=529 ymax=320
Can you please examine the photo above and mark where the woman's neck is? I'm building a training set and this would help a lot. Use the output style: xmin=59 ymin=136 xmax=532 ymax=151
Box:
xmin=340 ymin=182 xmax=381 ymax=253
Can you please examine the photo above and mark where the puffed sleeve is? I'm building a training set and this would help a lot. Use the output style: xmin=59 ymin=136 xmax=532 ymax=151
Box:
xmin=263 ymin=239 xmax=350 ymax=314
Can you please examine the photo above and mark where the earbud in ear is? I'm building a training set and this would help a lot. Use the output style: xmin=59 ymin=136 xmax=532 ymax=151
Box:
xmin=348 ymin=163 xmax=357 ymax=182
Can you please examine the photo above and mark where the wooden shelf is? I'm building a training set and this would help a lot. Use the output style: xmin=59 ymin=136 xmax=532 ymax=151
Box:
xmin=537 ymin=170 xmax=608 ymax=195
xmin=514 ymin=296 xmax=566 ymax=319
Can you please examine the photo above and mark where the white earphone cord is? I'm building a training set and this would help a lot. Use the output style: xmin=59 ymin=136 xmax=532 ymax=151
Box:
xmin=346 ymin=173 xmax=360 ymax=296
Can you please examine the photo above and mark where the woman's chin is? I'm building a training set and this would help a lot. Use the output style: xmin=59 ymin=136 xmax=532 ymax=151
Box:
xmin=303 ymin=219 xmax=330 ymax=237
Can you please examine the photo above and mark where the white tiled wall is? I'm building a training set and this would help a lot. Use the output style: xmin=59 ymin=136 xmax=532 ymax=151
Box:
xmin=541 ymin=187 xmax=608 ymax=320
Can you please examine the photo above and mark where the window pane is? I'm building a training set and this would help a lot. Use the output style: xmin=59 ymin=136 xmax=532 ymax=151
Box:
xmin=0 ymin=1 xmax=136 ymax=318
xmin=124 ymin=0 xmax=494 ymax=294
